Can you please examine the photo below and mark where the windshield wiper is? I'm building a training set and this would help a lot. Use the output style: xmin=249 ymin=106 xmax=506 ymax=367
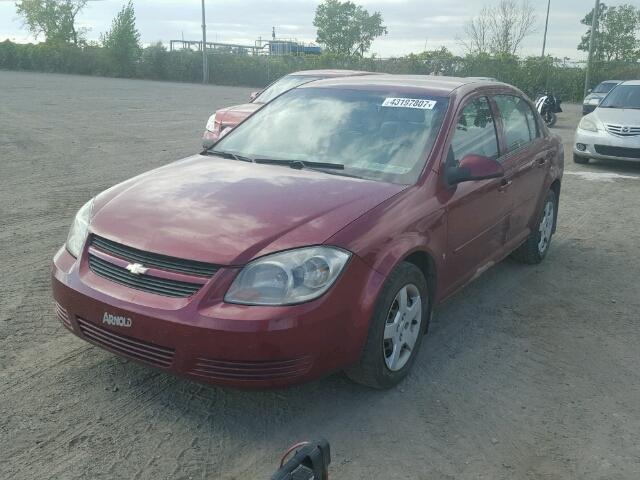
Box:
xmin=206 ymin=150 xmax=254 ymax=163
xmin=254 ymin=158 xmax=344 ymax=170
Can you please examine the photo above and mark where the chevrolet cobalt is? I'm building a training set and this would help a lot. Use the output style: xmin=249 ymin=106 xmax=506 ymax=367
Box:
xmin=53 ymin=75 xmax=563 ymax=389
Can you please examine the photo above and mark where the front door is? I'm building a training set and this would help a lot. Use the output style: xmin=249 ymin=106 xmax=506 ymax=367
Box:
xmin=441 ymin=95 xmax=513 ymax=294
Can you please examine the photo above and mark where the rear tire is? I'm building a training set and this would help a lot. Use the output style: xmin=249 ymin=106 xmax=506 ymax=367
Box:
xmin=544 ymin=111 xmax=557 ymax=127
xmin=573 ymin=153 xmax=589 ymax=164
xmin=511 ymin=190 xmax=557 ymax=265
xmin=345 ymin=262 xmax=429 ymax=389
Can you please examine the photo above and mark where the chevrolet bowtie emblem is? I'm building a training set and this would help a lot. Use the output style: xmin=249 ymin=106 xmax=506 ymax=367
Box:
xmin=126 ymin=263 xmax=149 ymax=275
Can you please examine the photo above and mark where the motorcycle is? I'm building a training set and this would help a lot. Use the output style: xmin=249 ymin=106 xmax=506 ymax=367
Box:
xmin=535 ymin=93 xmax=563 ymax=128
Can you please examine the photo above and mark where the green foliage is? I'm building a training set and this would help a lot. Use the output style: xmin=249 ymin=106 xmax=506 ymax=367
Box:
xmin=578 ymin=3 xmax=640 ymax=62
xmin=15 ymin=0 xmax=87 ymax=45
xmin=101 ymin=1 xmax=141 ymax=77
xmin=313 ymin=0 xmax=387 ymax=56
xmin=1 ymin=40 xmax=639 ymax=102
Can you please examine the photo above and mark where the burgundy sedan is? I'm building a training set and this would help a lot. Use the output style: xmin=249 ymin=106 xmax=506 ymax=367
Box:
xmin=53 ymin=76 xmax=563 ymax=389
xmin=202 ymin=69 xmax=375 ymax=147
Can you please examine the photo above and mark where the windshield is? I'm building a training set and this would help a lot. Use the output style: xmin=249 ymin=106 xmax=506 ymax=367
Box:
xmin=599 ymin=85 xmax=640 ymax=109
xmin=212 ymin=87 xmax=449 ymax=184
xmin=593 ymin=82 xmax=618 ymax=94
xmin=254 ymin=75 xmax=325 ymax=103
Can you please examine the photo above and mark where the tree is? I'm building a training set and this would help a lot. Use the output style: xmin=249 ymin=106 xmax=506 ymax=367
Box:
xmin=461 ymin=6 xmax=491 ymax=55
xmin=15 ymin=0 xmax=87 ymax=45
xmin=313 ymin=0 xmax=387 ymax=56
xmin=462 ymin=0 xmax=536 ymax=56
xmin=578 ymin=3 xmax=640 ymax=62
xmin=101 ymin=1 xmax=141 ymax=76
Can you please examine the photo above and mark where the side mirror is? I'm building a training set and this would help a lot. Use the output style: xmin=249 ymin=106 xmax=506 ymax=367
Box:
xmin=447 ymin=154 xmax=504 ymax=185
xmin=587 ymin=88 xmax=592 ymax=94
xmin=201 ymin=127 xmax=231 ymax=150
xmin=249 ymin=91 xmax=260 ymax=101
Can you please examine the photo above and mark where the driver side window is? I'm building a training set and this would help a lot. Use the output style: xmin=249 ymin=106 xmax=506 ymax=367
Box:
xmin=447 ymin=96 xmax=500 ymax=168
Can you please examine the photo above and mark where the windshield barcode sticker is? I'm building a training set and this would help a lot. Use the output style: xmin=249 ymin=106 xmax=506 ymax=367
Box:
xmin=382 ymin=98 xmax=437 ymax=109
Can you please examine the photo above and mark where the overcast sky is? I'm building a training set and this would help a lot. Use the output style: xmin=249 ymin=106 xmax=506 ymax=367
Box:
xmin=0 ymin=0 xmax=603 ymax=59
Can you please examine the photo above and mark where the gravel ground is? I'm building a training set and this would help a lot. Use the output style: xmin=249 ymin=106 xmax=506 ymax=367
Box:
xmin=1 ymin=71 xmax=640 ymax=480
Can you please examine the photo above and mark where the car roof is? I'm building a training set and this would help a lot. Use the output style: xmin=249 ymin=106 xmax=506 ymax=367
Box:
xmin=599 ymin=80 xmax=623 ymax=84
xmin=298 ymin=74 xmax=512 ymax=97
xmin=288 ymin=69 xmax=378 ymax=77
xmin=619 ymin=80 xmax=640 ymax=86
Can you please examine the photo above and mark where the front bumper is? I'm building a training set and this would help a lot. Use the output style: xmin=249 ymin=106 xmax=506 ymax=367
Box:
xmin=52 ymin=246 xmax=384 ymax=388
xmin=574 ymin=128 xmax=640 ymax=163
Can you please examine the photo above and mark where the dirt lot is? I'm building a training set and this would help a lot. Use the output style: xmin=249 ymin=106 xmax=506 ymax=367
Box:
xmin=1 ymin=70 xmax=639 ymax=480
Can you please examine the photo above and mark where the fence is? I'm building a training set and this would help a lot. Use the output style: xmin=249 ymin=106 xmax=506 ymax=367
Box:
xmin=1 ymin=40 xmax=639 ymax=102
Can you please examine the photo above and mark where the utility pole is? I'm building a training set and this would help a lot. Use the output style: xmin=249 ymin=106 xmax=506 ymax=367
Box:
xmin=201 ymin=0 xmax=208 ymax=84
xmin=541 ymin=0 xmax=551 ymax=57
xmin=584 ymin=0 xmax=600 ymax=97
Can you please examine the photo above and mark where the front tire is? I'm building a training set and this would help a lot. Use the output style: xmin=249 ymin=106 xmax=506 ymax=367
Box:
xmin=345 ymin=262 xmax=429 ymax=389
xmin=511 ymin=190 xmax=557 ymax=264
xmin=544 ymin=111 xmax=557 ymax=127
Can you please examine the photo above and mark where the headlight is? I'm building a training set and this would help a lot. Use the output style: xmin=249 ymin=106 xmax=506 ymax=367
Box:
xmin=588 ymin=97 xmax=601 ymax=105
xmin=225 ymin=246 xmax=351 ymax=305
xmin=579 ymin=117 xmax=598 ymax=132
xmin=205 ymin=113 xmax=218 ymax=132
xmin=66 ymin=199 xmax=94 ymax=258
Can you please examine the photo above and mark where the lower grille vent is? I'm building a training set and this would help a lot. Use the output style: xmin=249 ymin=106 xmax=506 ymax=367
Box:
xmin=77 ymin=318 xmax=175 ymax=368
xmin=55 ymin=302 xmax=72 ymax=330
xmin=189 ymin=356 xmax=313 ymax=381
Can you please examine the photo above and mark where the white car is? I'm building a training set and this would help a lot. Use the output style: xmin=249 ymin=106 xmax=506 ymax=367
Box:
xmin=574 ymin=80 xmax=640 ymax=164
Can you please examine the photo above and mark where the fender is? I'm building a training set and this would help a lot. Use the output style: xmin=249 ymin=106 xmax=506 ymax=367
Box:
xmin=327 ymin=183 xmax=448 ymax=303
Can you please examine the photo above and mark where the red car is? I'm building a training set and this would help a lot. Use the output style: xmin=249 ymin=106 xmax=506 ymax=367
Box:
xmin=53 ymin=76 xmax=563 ymax=389
xmin=202 ymin=69 xmax=376 ymax=147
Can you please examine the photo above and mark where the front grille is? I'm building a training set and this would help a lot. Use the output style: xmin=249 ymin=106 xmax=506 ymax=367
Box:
xmin=594 ymin=145 xmax=640 ymax=159
xmin=605 ymin=124 xmax=640 ymax=137
xmin=189 ymin=356 xmax=313 ymax=381
xmin=77 ymin=317 xmax=175 ymax=368
xmin=55 ymin=302 xmax=72 ymax=330
xmin=89 ymin=254 xmax=203 ymax=297
xmin=91 ymin=236 xmax=219 ymax=277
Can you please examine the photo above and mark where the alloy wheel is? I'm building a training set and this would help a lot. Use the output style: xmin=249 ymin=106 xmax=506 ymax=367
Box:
xmin=383 ymin=284 xmax=422 ymax=372
xmin=538 ymin=199 xmax=554 ymax=254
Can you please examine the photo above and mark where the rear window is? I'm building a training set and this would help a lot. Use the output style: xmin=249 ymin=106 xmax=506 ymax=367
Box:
xmin=255 ymin=75 xmax=324 ymax=103
xmin=593 ymin=82 xmax=619 ymax=94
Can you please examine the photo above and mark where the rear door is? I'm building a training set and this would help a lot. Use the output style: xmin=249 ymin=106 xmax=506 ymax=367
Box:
xmin=441 ymin=95 xmax=513 ymax=292
xmin=493 ymin=94 xmax=553 ymax=246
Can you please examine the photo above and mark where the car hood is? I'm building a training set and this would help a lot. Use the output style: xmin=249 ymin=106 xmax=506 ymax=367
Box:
xmin=584 ymin=93 xmax=607 ymax=102
xmin=592 ymin=107 xmax=640 ymax=125
xmin=91 ymin=155 xmax=405 ymax=265
xmin=216 ymin=102 xmax=262 ymax=128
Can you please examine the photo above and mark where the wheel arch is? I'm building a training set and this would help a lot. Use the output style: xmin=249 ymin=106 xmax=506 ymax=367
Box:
xmin=401 ymin=249 xmax=438 ymax=306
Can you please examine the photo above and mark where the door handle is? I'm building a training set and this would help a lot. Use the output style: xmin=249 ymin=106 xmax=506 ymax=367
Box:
xmin=498 ymin=179 xmax=512 ymax=191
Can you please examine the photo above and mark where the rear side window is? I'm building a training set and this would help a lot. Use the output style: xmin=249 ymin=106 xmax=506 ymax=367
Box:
xmin=494 ymin=95 xmax=538 ymax=153
xmin=594 ymin=82 xmax=618 ymax=94
xmin=448 ymin=96 xmax=499 ymax=167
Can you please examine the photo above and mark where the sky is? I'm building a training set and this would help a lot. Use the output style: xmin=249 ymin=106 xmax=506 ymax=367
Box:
xmin=0 ymin=0 xmax=603 ymax=59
